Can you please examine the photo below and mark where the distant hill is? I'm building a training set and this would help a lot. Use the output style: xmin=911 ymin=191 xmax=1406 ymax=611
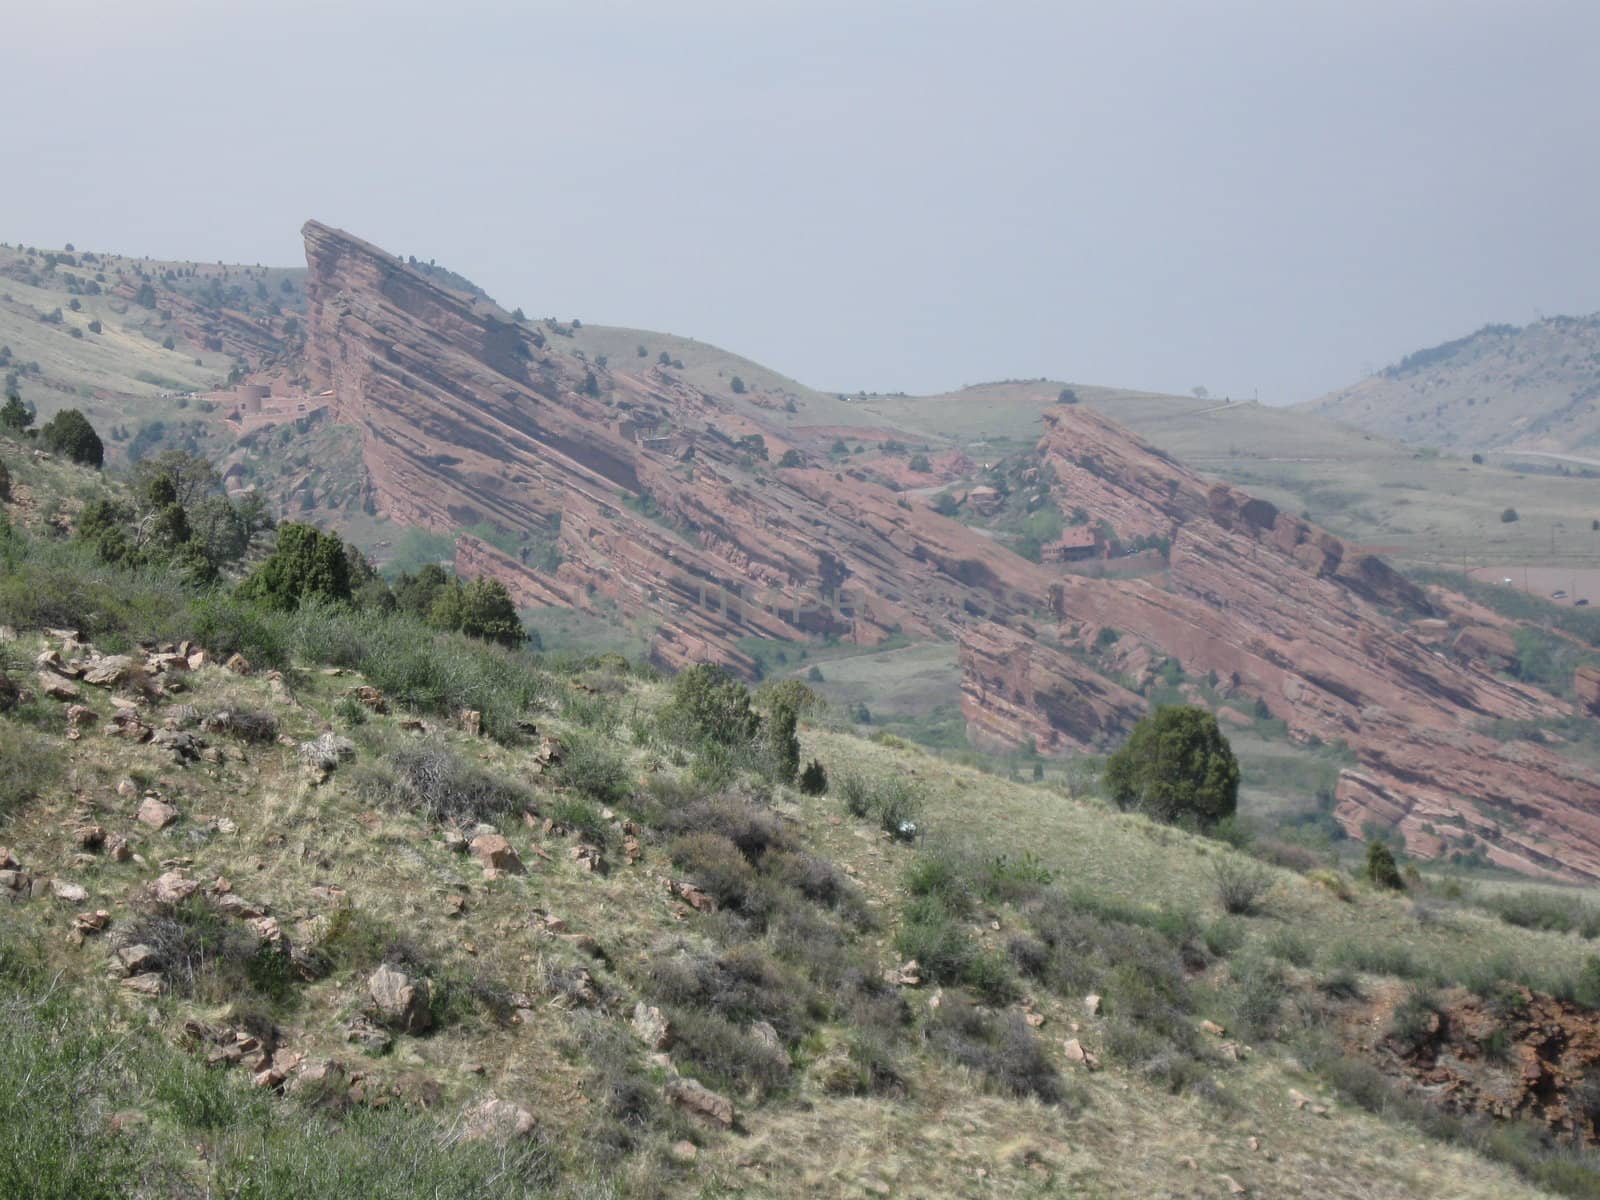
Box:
xmin=1304 ymin=315 xmax=1600 ymax=456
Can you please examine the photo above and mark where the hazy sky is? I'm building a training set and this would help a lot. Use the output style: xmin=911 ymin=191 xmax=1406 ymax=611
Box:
xmin=10 ymin=0 xmax=1599 ymax=402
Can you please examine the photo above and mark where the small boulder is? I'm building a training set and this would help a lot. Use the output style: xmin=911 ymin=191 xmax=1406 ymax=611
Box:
xmin=470 ymin=834 xmax=525 ymax=875
xmin=1062 ymin=1038 xmax=1100 ymax=1070
xmin=666 ymin=1077 xmax=735 ymax=1128
xmin=121 ymin=972 xmax=164 ymax=997
xmin=112 ymin=943 xmax=160 ymax=976
xmin=137 ymin=797 xmax=180 ymax=830
xmin=51 ymin=879 xmax=89 ymax=904
xmin=459 ymin=1097 xmax=537 ymax=1143
xmin=368 ymin=963 xmax=433 ymax=1034
xmin=151 ymin=870 xmax=198 ymax=905
xmin=36 ymin=671 xmax=80 ymax=701
xmin=73 ymin=910 xmax=110 ymax=934
xmin=82 ymin=656 xmax=137 ymax=686
xmin=884 ymin=959 xmax=922 ymax=987
xmin=632 ymin=1003 xmax=674 ymax=1050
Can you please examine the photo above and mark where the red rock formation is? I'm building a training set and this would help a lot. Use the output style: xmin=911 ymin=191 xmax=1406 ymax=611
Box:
xmin=294 ymin=220 xmax=1600 ymax=879
xmin=1024 ymin=406 xmax=1600 ymax=880
xmin=1351 ymin=985 xmax=1600 ymax=1145
xmin=958 ymin=624 xmax=1145 ymax=753
xmin=297 ymin=220 xmax=1056 ymax=677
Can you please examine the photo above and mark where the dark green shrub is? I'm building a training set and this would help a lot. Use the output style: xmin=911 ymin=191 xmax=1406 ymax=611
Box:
xmin=1105 ymin=705 xmax=1239 ymax=827
xmin=547 ymin=796 xmax=609 ymax=844
xmin=1365 ymin=840 xmax=1405 ymax=890
xmin=39 ymin=408 xmax=102 ymax=467
xmin=659 ymin=664 xmax=759 ymax=749
xmin=554 ymin=738 xmax=629 ymax=810
xmin=0 ymin=456 xmax=8 ymax=500
xmin=798 ymin=758 xmax=827 ymax=795
xmin=237 ymin=522 xmax=353 ymax=611
xmin=1577 ymin=957 xmax=1600 ymax=1009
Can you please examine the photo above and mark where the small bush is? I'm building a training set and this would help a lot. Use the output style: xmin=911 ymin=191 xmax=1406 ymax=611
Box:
xmin=1317 ymin=968 xmax=1363 ymax=1001
xmin=356 ymin=740 xmax=528 ymax=824
xmin=895 ymin=896 xmax=1013 ymax=1003
xmin=121 ymin=895 xmax=282 ymax=1001
xmin=903 ymin=849 xmax=972 ymax=911
xmin=836 ymin=770 xmax=873 ymax=819
xmin=670 ymin=833 xmax=758 ymax=910
xmin=926 ymin=994 xmax=1064 ymax=1104
xmin=1212 ymin=856 xmax=1272 ymax=915
xmin=798 ymin=758 xmax=827 ymax=795
xmin=1365 ymin=841 xmax=1405 ymax=890
xmin=1229 ymin=956 xmax=1288 ymax=1041
xmin=189 ymin=596 xmax=290 ymax=669
xmin=1388 ymin=987 xmax=1442 ymax=1052
xmin=547 ymin=795 xmax=610 ymax=844
xmin=1576 ymin=957 xmax=1600 ymax=1009
xmin=1326 ymin=940 xmax=1424 ymax=980
xmin=1203 ymin=916 xmax=1246 ymax=958
xmin=554 ymin=732 xmax=631 ymax=806
xmin=1486 ymin=890 xmax=1600 ymax=939
xmin=1263 ymin=928 xmax=1314 ymax=967
xmin=663 ymin=1008 xmax=789 ymax=1099
xmin=204 ymin=707 xmax=279 ymax=744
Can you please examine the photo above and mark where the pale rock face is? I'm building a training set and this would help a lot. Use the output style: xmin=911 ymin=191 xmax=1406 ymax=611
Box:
xmin=137 ymin=797 xmax=180 ymax=830
xmin=665 ymin=1076 xmax=735 ymax=1128
xmin=368 ymin=964 xmax=433 ymax=1034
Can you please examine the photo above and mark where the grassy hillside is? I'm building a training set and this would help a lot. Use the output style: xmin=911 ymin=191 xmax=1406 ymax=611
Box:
xmin=1306 ymin=316 xmax=1600 ymax=455
xmin=5 ymin=424 xmax=1600 ymax=1199
xmin=0 ymin=239 xmax=305 ymax=466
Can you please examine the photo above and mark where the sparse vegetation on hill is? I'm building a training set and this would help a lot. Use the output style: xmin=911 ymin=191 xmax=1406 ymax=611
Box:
xmin=6 ymin=234 xmax=1600 ymax=1198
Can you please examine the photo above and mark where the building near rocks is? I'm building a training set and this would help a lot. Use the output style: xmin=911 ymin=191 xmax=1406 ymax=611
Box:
xmin=1041 ymin=527 xmax=1101 ymax=563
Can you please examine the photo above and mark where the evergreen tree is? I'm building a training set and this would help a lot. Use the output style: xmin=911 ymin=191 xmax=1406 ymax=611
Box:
xmin=1105 ymin=705 xmax=1240 ymax=827
xmin=237 ymin=523 xmax=353 ymax=610
xmin=40 ymin=409 xmax=103 ymax=467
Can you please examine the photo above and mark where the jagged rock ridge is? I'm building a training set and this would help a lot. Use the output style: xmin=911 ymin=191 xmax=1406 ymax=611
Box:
xmin=300 ymin=220 xmax=1058 ymax=675
xmin=963 ymin=407 xmax=1600 ymax=880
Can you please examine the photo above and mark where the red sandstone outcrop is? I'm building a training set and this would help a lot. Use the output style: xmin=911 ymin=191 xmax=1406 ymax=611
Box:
xmin=1001 ymin=407 xmax=1600 ymax=880
xmin=1351 ymin=985 xmax=1600 ymax=1146
xmin=958 ymin=624 xmax=1145 ymax=753
xmin=296 ymin=219 xmax=1599 ymax=880
xmin=298 ymin=220 xmax=1056 ymax=676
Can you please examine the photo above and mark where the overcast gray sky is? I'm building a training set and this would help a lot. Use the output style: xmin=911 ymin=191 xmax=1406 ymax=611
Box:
xmin=10 ymin=0 xmax=1598 ymax=402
